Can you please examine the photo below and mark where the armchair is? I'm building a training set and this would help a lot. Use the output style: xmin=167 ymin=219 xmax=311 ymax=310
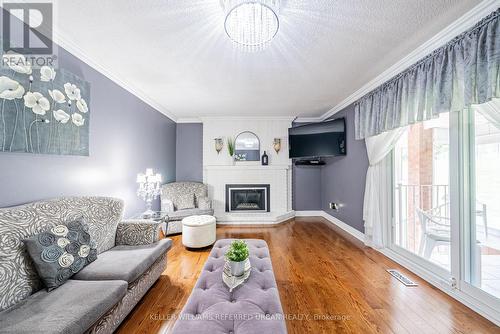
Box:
xmin=116 ymin=219 xmax=162 ymax=245
xmin=161 ymin=181 xmax=214 ymax=235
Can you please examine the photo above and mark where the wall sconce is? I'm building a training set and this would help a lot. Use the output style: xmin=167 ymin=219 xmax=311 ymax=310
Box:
xmin=273 ymin=138 xmax=281 ymax=154
xmin=214 ymin=138 xmax=223 ymax=154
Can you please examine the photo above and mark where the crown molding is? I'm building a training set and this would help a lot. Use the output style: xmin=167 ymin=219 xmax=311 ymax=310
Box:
xmin=293 ymin=116 xmax=323 ymax=123
xmin=295 ymin=0 xmax=499 ymax=123
xmin=177 ymin=117 xmax=203 ymax=123
xmin=200 ymin=116 xmax=296 ymax=122
xmin=51 ymin=31 xmax=178 ymax=122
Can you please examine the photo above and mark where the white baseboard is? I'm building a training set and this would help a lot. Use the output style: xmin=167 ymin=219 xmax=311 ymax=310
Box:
xmin=295 ymin=210 xmax=324 ymax=217
xmin=216 ymin=211 xmax=295 ymax=225
xmin=293 ymin=210 xmax=365 ymax=242
xmin=319 ymin=211 xmax=365 ymax=242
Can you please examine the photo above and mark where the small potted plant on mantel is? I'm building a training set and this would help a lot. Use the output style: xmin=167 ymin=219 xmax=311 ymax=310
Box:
xmin=225 ymin=240 xmax=249 ymax=277
xmin=227 ymin=137 xmax=235 ymax=165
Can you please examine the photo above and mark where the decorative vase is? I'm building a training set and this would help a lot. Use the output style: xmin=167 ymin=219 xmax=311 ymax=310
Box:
xmin=261 ymin=151 xmax=269 ymax=165
xmin=229 ymin=259 xmax=246 ymax=276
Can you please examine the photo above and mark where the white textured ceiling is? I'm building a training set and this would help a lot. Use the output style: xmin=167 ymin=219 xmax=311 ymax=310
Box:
xmin=54 ymin=0 xmax=481 ymax=120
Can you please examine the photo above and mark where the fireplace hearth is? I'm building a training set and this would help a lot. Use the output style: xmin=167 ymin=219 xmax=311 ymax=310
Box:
xmin=225 ymin=184 xmax=270 ymax=212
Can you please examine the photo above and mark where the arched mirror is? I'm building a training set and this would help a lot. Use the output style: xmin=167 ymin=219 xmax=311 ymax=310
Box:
xmin=234 ymin=131 xmax=260 ymax=161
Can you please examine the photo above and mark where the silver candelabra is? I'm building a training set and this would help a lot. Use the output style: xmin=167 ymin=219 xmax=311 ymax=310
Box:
xmin=136 ymin=168 xmax=162 ymax=217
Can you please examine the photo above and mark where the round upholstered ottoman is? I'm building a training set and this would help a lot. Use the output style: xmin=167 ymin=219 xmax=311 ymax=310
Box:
xmin=182 ymin=215 xmax=216 ymax=248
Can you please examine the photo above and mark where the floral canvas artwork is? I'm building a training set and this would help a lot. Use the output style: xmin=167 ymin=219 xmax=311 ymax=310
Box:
xmin=0 ymin=52 xmax=90 ymax=156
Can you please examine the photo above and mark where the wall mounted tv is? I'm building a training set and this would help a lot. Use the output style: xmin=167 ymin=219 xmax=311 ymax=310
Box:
xmin=288 ymin=118 xmax=346 ymax=159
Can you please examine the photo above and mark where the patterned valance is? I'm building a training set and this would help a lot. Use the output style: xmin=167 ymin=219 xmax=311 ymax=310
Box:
xmin=354 ymin=8 xmax=500 ymax=139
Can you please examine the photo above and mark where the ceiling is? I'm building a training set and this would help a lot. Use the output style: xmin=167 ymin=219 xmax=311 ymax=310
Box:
xmin=53 ymin=0 xmax=481 ymax=120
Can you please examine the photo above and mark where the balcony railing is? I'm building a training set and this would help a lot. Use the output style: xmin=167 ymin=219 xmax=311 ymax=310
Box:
xmin=395 ymin=184 xmax=492 ymax=251
xmin=395 ymin=184 xmax=449 ymax=251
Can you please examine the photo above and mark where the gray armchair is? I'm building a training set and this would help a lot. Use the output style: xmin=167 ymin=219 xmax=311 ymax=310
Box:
xmin=161 ymin=181 xmax=214 ymax=235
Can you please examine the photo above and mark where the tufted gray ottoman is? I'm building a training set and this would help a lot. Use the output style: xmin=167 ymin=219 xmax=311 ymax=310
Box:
xmin=172 ymin=239 xmax=287 ymax=334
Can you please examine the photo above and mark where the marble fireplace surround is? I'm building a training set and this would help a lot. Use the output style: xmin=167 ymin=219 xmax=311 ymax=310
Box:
xmin=202 ymin=117 xmax=294 ymax=224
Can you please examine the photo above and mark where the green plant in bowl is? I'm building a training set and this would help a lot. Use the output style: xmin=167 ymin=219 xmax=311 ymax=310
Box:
xmin=225 ymin=240 xmax=249 ymax=276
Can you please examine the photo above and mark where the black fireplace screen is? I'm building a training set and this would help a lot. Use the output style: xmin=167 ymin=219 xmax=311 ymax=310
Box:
xmin=225 ymin=184 xmax=270 ymax=212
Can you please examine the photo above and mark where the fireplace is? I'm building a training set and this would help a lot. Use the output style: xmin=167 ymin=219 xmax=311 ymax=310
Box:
xmin=225 ymin=184 xmax=270 ymax=212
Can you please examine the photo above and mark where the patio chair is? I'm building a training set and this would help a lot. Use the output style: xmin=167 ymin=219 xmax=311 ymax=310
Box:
xmin=416 ymin=207 xmax=451 ymax=259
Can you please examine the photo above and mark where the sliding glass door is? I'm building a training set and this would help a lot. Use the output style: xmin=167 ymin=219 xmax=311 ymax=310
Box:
xmin=463 ymin=102 xmax=500 ymax=303
xmin=392 ymin=113 xmax=451 ymax=275
xmin=390 ymin=101 xmax=500 ymax=315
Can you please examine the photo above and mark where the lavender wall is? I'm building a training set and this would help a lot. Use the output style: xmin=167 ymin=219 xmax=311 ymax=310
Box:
xmin=292 ymin=165 xmax=322 ymax=210
xmin=0 ymin=43 xmax=176 ymax=216
xmin=290 ymin=122 xmax=322 ymax=210
xmin=321 ymin=104 xmax=368 ymax=232
xmin=176 ymin=123 xmax=203 ymax=182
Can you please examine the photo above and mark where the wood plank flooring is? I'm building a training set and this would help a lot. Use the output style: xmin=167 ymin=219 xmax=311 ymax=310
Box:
xmin=116 ymin=218 xmax=500 ymax=334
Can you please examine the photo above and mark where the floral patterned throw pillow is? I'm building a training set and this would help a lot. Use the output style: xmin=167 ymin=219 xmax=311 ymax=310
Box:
xmin=176 ymin=193 xmax=195 ymax=210
xmin=197 ymin=196 xmax=211 ymax=210
xmin=24 ymin=219 xmax=98 ymax=291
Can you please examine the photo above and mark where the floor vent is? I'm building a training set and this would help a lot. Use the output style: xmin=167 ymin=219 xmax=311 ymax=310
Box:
xmin=387 ymin=269 xmax=418 ymax=286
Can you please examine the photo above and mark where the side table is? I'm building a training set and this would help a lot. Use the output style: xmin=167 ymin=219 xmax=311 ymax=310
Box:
xmin=129 ymin=211 xmax=170 ymax=237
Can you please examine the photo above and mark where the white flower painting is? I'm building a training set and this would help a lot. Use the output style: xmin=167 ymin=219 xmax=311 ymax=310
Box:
xmin=53 ymin=109 xmax=70 ymax=123
xmin=64 ymin=83 xmax=81 ymax=101
xmin=0 ymin=76 xmax=25 ymax=100
xmin=40 ymin=66 xmax=56 ymax=82
xmin=24 ymin=92 xmax=50 ymax=115
xmin=0 ymin=51 xmax=90 ymax=156
xmin=76 ymin=98 xmax=88 ymax=113
xmin=72 ymin=113 xmax=85 ymax=127
xmin=48 ymin=89 xmax=66 ymax=104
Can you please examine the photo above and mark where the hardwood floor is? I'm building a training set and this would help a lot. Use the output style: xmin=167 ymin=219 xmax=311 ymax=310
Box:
xmin=116 ymin=218 xmax=500 ymax=334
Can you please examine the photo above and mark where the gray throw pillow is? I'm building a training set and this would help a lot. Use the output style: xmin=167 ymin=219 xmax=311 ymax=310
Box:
xmin=24 ymin=219 xmax=98 ymax=291
xmin=197 ymin=196 xmax=211 ymax=209
xmin=177 ymin=193 xmax=195 ymax=210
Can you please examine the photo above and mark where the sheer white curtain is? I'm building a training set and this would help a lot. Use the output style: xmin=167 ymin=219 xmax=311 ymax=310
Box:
xmin=363 ymin=128 xmax=406 ymax=248
xmin=473 ymin=98 xmax=500 ymax=130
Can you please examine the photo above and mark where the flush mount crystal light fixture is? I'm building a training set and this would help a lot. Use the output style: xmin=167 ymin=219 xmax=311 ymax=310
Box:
xmin=220 ymin=0 xmax=280 ymax=50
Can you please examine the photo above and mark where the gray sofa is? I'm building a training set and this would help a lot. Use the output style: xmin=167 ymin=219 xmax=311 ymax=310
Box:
xmin=161 ymin=181 xmax=214 ymax=235
xmin=0 ymin=196 xmax=172 ymax=334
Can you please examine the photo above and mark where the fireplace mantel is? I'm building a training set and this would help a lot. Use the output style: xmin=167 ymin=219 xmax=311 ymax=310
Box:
xmin=202 ymin=118 xmax=293 ymax=224
xmin=204 ymin=166 xmax=293 ymax=224
xmin=204 ymin=164 xmax=291 ymax=171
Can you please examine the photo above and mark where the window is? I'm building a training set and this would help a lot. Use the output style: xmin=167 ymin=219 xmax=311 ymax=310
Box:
xmin=393 ymin=113 xmax=450 ymax=271
xmin=467 ymin=103 xmax=500 ymax=299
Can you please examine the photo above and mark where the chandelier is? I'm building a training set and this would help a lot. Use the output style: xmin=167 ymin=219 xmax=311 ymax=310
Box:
xmin=221 ymin=0 xmax=280 ymax=50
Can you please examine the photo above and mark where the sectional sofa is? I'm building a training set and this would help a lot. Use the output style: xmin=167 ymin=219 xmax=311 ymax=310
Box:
xmin=0 ymin=196 xmax=172 ymax=334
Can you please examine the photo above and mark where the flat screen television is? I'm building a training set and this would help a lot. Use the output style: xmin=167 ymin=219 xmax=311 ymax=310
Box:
xmin=288 ymin=118 xmax=346 ymax=159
